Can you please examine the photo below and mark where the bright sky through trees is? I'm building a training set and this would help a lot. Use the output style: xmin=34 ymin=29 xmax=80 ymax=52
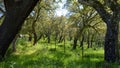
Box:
xmin=55 ymin=0 xmax=68 ymax=16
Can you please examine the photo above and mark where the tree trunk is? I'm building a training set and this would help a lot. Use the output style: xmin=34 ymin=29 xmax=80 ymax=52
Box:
xmin=28 ymin=34 xmax=32 ymax=41
xmin=64 ymin=36 xmax=66 ymax=53
xmin=33 ymin=34 xmax=43 ymax=45
xmin=33 ymin=33 xmax=37 ymax=45
xmin=47 ymin=33 xmax=51 ymax=43
xmin=32 ymin=6 xmax=41 ymax=45
xmin=69 ymin=32 xmax=72 ymax=41
xmin=90 ymin=34 xmax=94 ymax=48
xmin=104 ymin=22 xmax=119 ymax=62
xmin=54 ymin=32 xmax=58 ymax=50
xmin=69 ymin=36 xmax=72 ymax=41
xmin=80 ymin=35 xmax=84 ymax=47
xmin=12 ymin=34 xmax=19 ymax=52
xmin=78 ymin=0 xmax=120 ymax=62
xmin=72 ymin=37 xmax=78 ymax=49
xmin=81 ymin=41 xmax=84 ymax=58
xmin=87 ymin=32 xmax=90 ymax=48
xmin=58 ymin=35 xmax=63 ymax=43
xmin=92 ymin=1 xmax=120 ymax=62
xmin=32 ymin=20 xmax=37 ymax=45
xmin=0 ymin=0 xmax=39 ymax=60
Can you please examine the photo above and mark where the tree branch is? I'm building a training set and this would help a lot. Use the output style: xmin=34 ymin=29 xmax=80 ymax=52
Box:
xmin=105 ymin=0 xmax=118 ymax=12
xmin=4 ymin=0 xmax=15 ymax=11
xmin=78 ymin=0 xmax=111 ymax=24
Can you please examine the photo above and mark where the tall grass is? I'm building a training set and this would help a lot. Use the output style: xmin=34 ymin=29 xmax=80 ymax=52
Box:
xmin=0 ymin=40 xmax=119 ymax=68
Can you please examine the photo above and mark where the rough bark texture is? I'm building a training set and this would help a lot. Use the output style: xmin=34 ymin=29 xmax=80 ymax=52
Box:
xmin=0 ymin=0 xmax=40 ymax=60
xmin=104 ymin=22 xmax=118 ymax=62
xmin=78 ymin=0 xmax=120 ymax=62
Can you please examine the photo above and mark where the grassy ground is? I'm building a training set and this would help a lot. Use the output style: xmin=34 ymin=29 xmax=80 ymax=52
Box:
xmin=0 ymin=39 xmax=120 ymax=68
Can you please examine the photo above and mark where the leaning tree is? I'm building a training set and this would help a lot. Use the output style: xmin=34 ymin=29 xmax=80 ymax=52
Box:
xmin=0 ymin=0 xmax=41 ymax=60
xmin=78 ymin=0 xmax=120 ymax=62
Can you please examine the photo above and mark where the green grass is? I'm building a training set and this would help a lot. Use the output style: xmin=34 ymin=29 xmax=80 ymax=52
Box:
xmin=0 ymin=40 xmax=120 ymax=68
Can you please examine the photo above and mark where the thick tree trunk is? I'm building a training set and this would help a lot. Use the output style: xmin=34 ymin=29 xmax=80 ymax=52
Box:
xmin=104 ymin=22 xmax=119 ymax=62
xmin=78 ymin=0 xmax=120 ymax=62
xmin=0 ymin=0 xmax=39 ymax=60
xmin=92 ymin=1 xmax=120 ymax=62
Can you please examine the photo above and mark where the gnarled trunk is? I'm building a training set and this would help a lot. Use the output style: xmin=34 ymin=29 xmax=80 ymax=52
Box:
xmin=105 ymin=22 xmax=119 ymax=62
xmin=0 ymin=0 xmax=39 ymax=60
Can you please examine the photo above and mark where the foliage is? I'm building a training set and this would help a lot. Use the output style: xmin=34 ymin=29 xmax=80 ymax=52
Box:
xmin=1 ymin=40 xmax=119 ymax=68
xmin=0 ymin=0 xmax=119 ymax=67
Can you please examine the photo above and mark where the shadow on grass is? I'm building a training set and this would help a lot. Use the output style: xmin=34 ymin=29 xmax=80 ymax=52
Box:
xmin=23 ymin=56 xmax=64 ymax=68
xmin=1 ymin=46 xmax=120 ymax=68
xmin=66 ymin=59 xmax=119 ymax=68
xmin=83 ymin=53 xmax=103 ymax=59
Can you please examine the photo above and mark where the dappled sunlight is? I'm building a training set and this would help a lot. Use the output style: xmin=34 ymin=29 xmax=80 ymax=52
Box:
xmin=0 ymin=40 xmax=119 ymax=68
xmin=1 ymin=41 xmax=106 ymax=67
xmin=0 ymin=0 xmax=119 ymax=67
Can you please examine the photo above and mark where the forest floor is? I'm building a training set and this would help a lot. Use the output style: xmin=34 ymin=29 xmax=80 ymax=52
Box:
xmin=0 ymin=39 xmax=119 ymax=68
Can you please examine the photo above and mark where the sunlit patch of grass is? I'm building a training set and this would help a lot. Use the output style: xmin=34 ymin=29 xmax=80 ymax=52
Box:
xmin=0 ymin=40 xmax=119 ymax=68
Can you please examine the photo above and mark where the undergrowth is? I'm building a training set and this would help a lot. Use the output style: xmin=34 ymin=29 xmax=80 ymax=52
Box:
xmin=0 ymin=39 xmax=119 ymax=68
